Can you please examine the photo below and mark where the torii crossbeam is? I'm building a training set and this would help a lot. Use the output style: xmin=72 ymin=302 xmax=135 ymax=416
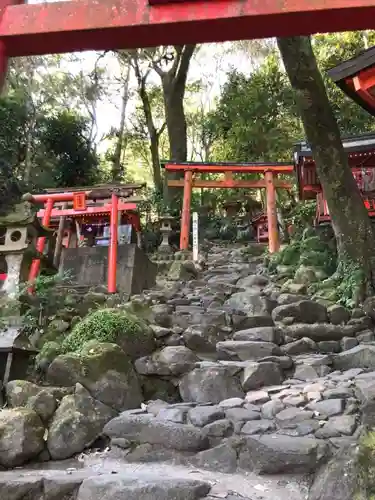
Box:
xmin=1 ymin=0 xmax=375 ymax=61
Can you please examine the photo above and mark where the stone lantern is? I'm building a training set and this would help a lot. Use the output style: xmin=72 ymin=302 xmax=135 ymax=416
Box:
xmin=158 ymin=214 xmax=174 ymax=253
xmin=0 ymin=201 xmax=55 ymax=299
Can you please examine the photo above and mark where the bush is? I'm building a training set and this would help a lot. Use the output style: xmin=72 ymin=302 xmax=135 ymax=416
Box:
xmin=62 ymin=308 xmax=146 ymax=353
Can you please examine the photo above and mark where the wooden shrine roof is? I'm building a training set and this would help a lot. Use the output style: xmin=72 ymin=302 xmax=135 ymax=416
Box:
xmin=294 ymin=132 xmax=375 ymax=160
xmin=327 ymin=45 xmax=375 ymax=117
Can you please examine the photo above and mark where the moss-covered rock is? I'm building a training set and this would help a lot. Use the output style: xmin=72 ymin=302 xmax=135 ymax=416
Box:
xmin=62 ymin=308 xmax=156 ymax=359
xmin=6 ymin=380 xmax=57 ymax=422
xmin=36 ymin=341 xmax=64 ymax=371
xmin=46 ymin=341 xmax=143 ymax=411
xmin=47 ymin=383 xmax=116 ymax=460
xmin=0 ymin=407 xmax=45 ymax=467
xmin=168 ymin=260 xmax=199 ymax=281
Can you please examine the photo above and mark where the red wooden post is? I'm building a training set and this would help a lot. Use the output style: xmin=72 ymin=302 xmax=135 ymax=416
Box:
xmin=108 ymin=193 xmax=118 ymax=293
xmin=180 ymin=170 xmax=193 ymax=250
xmin=265 ymin=170 xmax=279 ymax=253
xmin=28 ymin=197 xmax=54 ymax=283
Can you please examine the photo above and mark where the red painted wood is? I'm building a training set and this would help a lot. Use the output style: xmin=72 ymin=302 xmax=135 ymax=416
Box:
xmin=1 ymin=0 xmax=375 ymax=57
xmin=37 ymin=202 xmax=137 ymax=219
xmin=165 ymin=164 xmax=294 ymax=174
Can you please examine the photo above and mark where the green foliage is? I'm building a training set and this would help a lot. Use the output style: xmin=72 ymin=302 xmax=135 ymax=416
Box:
xmin=38 ymin=110 xmax=100 ymax=187
xmin=62 ymin=308 xmax=146 ymax=353
xmin=286 ymin=202 xmax=317 ymax=236
xmin=35 ymin=341 xmax=63 ymax=368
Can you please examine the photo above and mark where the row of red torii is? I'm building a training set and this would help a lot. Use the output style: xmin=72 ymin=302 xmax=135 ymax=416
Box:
xmin=27 ymin=162 xmax=293 ymax=293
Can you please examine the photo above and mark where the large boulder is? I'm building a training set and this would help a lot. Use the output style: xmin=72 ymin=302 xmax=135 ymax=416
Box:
xmin=47 ymin=342 xmax=143 ymax=411
xmin=0 ymin=408 xmax=45 ymax=467
xmin=216 ymin=340 xmax=281 ymax=361
xmin=238 ymin=434 xmax=324 ymax=474
xmin=333 ymin=345 xmax=375 ymax=371
xmin=135 ymin=346 xmax=198 ymax=376
xmin=77 ymin=475 xmax=210 ymax=500
xmin=233 ymin=326 xmax=282 ymax=345
xmin=284 ymin=323 xmax=358 ymax=341
xmin=183 ymin=325 xmax=227 ymax=353
xmin=104 ymin=412 xmax=209 ymax=452
xmin=272 ymin=301 xmax=328 ymax=324
xmin=47 ymin=383 xmax=116 ymax=460
xmin=62 ymin=308 xmax=156 ymax=360
xmin=241 ymin=362 xmax=283 ymax=391
xmin=179 ymin=367 xmax=245 ymax=403
xmin=308 ymin=444 xmax=359 ymax=500
xmin=6 ymin=380 xmax=57 ymax=422
xmin=223 ymin=292 xmax=274 ymax=317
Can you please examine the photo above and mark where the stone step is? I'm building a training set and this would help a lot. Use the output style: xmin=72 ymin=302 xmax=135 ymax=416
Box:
xmin=216 ymin=340 xmax=282 ymax=361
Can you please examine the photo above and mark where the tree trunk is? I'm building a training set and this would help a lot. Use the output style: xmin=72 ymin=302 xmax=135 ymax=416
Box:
xmin=160 ymin=45 xmax=196 ymax=206
xmin=112 ymin=64 xmax=131 ymax=181
xmin=132 ymin=58 xmax=164 ymax=194
xmin=277 ymin=35 xmax=375 ymax=299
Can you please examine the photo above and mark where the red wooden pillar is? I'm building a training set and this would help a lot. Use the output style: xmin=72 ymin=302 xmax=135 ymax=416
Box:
xmin=265 ymin=171 xmax=279 ymax=253
xmin=180 ymin=170 xmax=193 ymax=250
xmin=28 ymin=197 xmax=54 ymax=283
xmin=108 ymin=193 xmax=118 ymax=293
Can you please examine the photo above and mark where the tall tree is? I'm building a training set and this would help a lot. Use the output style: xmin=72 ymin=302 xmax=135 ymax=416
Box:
xmin=149 ymin=45 xmax=196 ymax=162
xmin=130 ymin=51 xmax=166 ymax=193
xmin=277 ymin=35 xmax=375 ymax=302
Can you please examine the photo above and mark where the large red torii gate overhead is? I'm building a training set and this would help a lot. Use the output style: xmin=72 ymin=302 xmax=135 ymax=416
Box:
xmin=1 ymin=0 xmax=375 ymax=64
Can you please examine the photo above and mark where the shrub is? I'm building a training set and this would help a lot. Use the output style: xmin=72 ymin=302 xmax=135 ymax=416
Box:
xmin=62 ymin=308 xmax=146 ymax=353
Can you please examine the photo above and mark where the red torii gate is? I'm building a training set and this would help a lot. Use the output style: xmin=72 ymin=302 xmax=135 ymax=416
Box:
xmin=164 ymin=162 xmax=294 ymax=253
xmin=0 ymin=0 xmax=375 ymax=85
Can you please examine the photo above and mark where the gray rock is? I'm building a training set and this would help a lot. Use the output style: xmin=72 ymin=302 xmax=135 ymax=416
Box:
xmin=340 ymin=337 xmax=358 ymax=351
xmin=183 ymin=325 xmax=226 ymax=353
xmin=0 ymin=477 xmax=44 ymax=500
xmin=307 ymin=399 xmax=344 ymax=417
xmin=151 ymin=304 xmax=173 ymax=328
xmin=317 ymin=341 xmax=340 ymax=353
xmin=284 ymin=323 xmax=356 ymax=341
xmin=241 ymin=362 xmax=283 ymax=391
xmin=282 ymin=337 xmax=317 ymax=355
xmin=156 ymin=407 xmax=188 ymax=424
xmin=225 ymin=407 xmax=261 ymax=422
xmin=179 ymin=367 xmax=245 ymax=404
xmin=262 ymin=399 xmax=285 ymax=419
xmin=277 ymin=293 xmax=308 ymax=305
xmin=188 ymin=406 xmax=225 ymax=427
xmin=314 ymin=416 xmax=357 ymax=439
xmin=241 ymin=419 xmax=275 ymax=435
xmin=323 ymin=387 xmax=353 ymax=400
xmin=328 ymin=305 xmax=350 ymax=325
xmin=192 ymin=441 xmax=237 ymax=473
xmin=47 ymin=342 xmax=143 ymax=412
xmin=203 ymin=419 xmax=233 ymax=437
xmin=308 ymin=444 xmax=358 ymax=500
xmin=357 ymin=330 xmax=375 ymax=343
xmin=156 ymin=346 xmax=199 ymax=375
xmin=224 ymin=292 xmax=273 ymax=316
xmin=77 ymin=475 xmax=211 ymax=500
xmin=104 ymin=413 xmax=208 ymax=451
xmin=278 ymin=419 xmax=320 ymax=437
xmin=233 ymin=327 xmax=282 ymax=345
xmin=6 ymin=380 xmax=57 ymax=422
xmin=217 ymin=341 xmax=281 ymax=361
xmin=233 ymin=315 xmax=274 ymax=330
xmin=47 ymin=383 xmax=116 ymax=460
xmin=333 ymin=345 xmax=375 ymax=371
xmin=237 ymin=274 xmax=269 ymax=289
xmin=275 ymin=407 xmax=314 ymax=428
xmin=245 ymin=390 xmax=270 ymax=404
xmin=294 ymin=364 xmax=330 ymax=381
xmin=0 ymin=408 xmax=45 ymax=467
xmin=272 ymin=301 xmax=328 ymax=324
xmin=238 ymin=435 xmax=322 ymax=473
xmin=218 ymin=397 xmax=244 ymax=409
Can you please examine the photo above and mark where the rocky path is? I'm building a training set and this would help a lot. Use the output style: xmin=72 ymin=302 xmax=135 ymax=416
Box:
xmin=0 ymin=452 xmax=308 ymax=499
xmin=2 ymin=241 xmax=375 ymax=499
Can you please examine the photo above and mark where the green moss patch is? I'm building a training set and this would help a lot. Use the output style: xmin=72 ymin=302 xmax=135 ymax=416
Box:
xmin=62 ymin=308 xmax=147 ymax=353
